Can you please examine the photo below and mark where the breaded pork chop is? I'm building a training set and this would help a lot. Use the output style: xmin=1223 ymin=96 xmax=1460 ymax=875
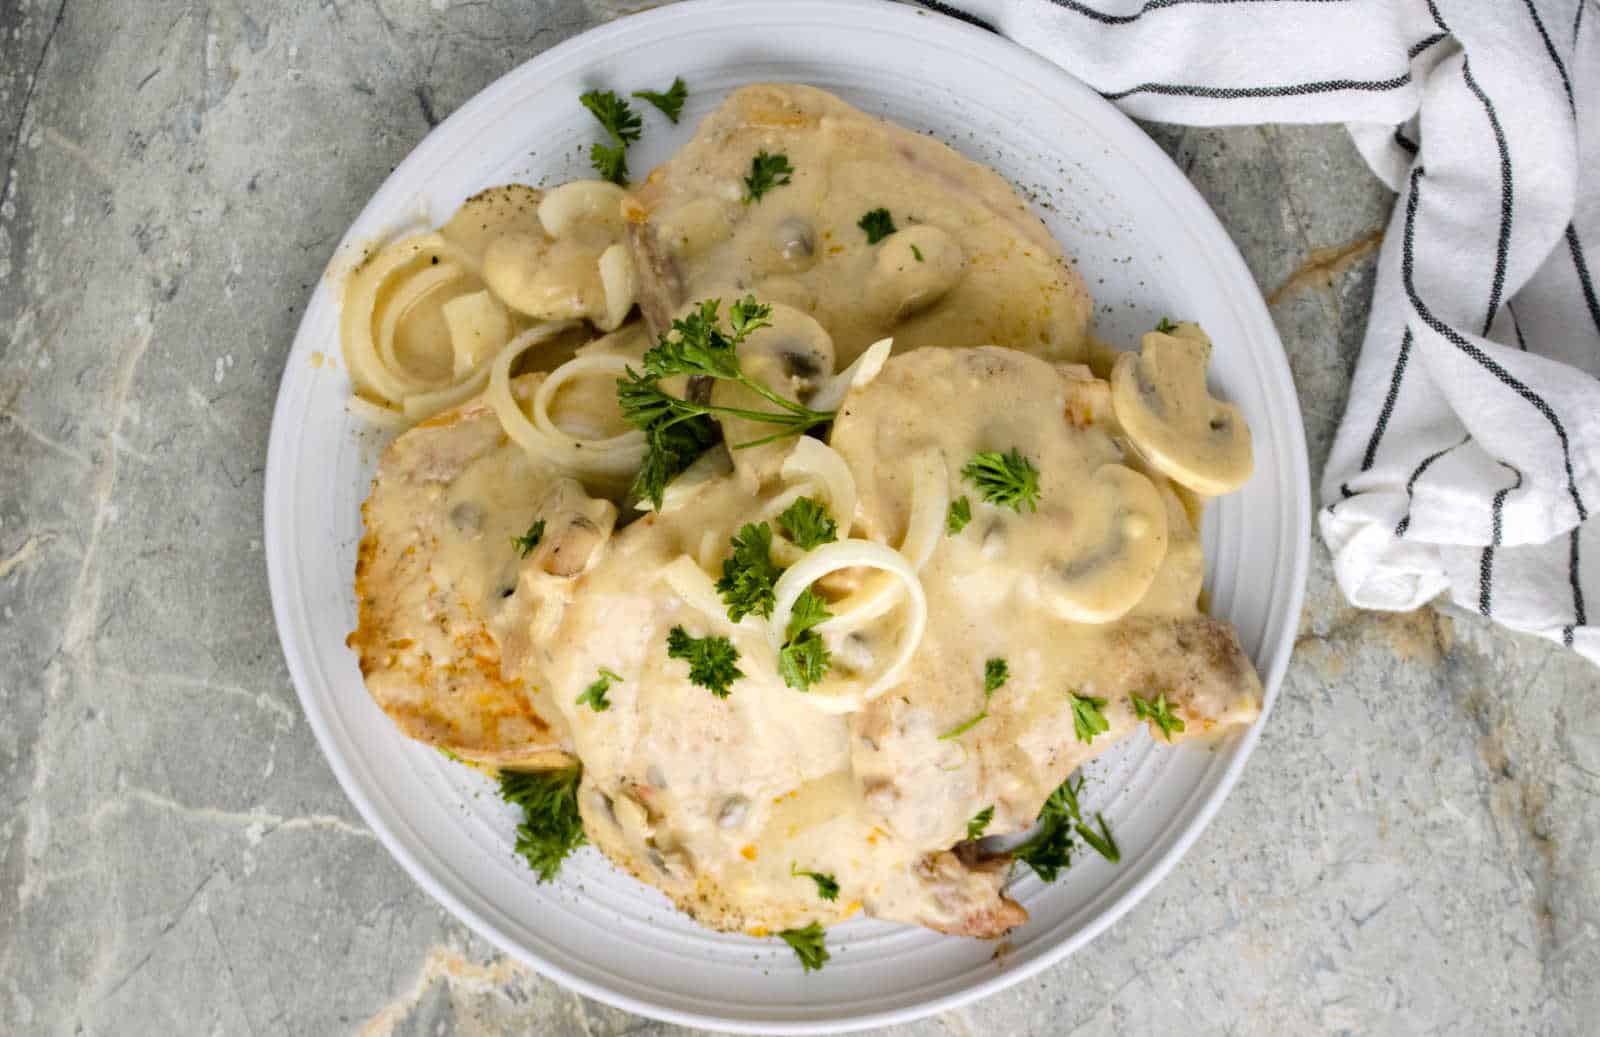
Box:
xmin=625 ymin=83 xmax=1094 ymax=364
xmin=348 ymin=375 xmax=615 ymax=768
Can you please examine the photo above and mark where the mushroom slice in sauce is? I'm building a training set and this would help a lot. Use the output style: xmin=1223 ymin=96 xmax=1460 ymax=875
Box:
xmin=1110 ymin=322 xmax=1254 ymax=497
xmin=1037 ymin=463 xmax=1169 ymax=625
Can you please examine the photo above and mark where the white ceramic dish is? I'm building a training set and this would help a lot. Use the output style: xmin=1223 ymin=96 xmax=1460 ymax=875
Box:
xmin=263 ymin=1 xmax=1310 ymax=1031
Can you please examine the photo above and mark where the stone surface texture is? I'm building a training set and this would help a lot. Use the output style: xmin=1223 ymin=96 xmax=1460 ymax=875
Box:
xmin=2 ymin=1 xmax=1597 ymax=1035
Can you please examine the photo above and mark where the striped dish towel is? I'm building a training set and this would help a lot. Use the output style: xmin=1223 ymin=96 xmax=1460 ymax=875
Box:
xmin=923 ymin=0 xmax=1600 ymax=664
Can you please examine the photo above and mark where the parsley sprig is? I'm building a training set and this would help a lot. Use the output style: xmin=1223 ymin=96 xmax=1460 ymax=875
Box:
xmin=716 ymin=522 xmax=782 ymax=622
xmin=939 ymin=657 xmax=1010 ymax=740
xmin=858 ymin=208 xmax=896 ymax=244
xmin=743 ymin=151 xmax=794 ymax=203
xmin=579 ymin=89 xmax=642 ymax=184
xmin=1132 ymin=692 xmax=1186 ymax=741
xmin=791 ymin=862 xmax=840 ymax=901
xmin=778 ymin=922 xmax=829 ymax=971
xmin=499 ymin=766 xmax=586 ymax=882
xmin=1013 ymin=774 xmax=1119 ymax=882
xmin=1069 ymin=691 xmax=1109 ymax=744
xmin=631 ymin=76 xmax=687 ymax=123
xmin=1155 ymin=317 xmax=1177 ymax=333
xmin=511 ymin=519 xmax=545 ymax=557
xmin=576 ymin=668 xmax=621 ymax=712
xmin=779 ymin=589 xmax=833 ymax=691
xmin=967 ymin=806 xmax=995 ymax=841
xmin=946 ymin=496 xmax=972 ymax=535
xmin=666 ymin=626 xmax=743 ymax=698
xmin=777 ymin=496 xmax=838 ymax=550
xmin=617 ymin=297 xmax=837 ymax=509
xmin=962 ymin=449 xmax=1041 ymax=512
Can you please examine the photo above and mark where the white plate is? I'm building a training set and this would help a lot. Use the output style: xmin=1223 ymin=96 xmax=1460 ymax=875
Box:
xmin=264 ymin=1 xmax=1310 ymax=1031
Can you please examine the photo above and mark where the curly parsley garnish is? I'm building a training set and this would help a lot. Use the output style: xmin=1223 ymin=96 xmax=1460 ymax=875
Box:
xmin=743 ymin=150 xmax=793 ymax=204
xmin=967 ymin=805 xmax=995 ymax=840
xmin=1131 ymin=692 xmax=1186 ymax=741
xmin=617 ymin=297 xmax=836 ymax=509
xmin=575 ymin=668 xmax=621 ymax=712
xmin=777 ymin=496 xmax=838 ymax=551
xmin=1014 ymin=774 xmax=1119 ymax=881
xmin=779 ymin=588 xmax=833 ymax=692
xmin=510 ymin=519 xmax=546 ymax=558
xmin=778 ymin=922 xmax=829 ymax=971
xmin=666 ymin=626 xmax=743 ymax=698
xmin=1069 ymin=691 xmax=1109 ymax=744
xmin=790 ymin=862 xmax=840 ymax=901
xmin=631 ymin=76 xmax=687 ymax=123
xmin=946 ymin=495 xmax=972 ymax=535
xmin=716 ymin=522 xmax=782 ymax=622
xmin=499 ymin=766 xmax=586 ymax=882
xmin=962 ymin=448 xmax=1041 ymax=512
xmin=857 ymin=208 xmax=896 ymax=244
xmin=983 ymin=658 xmax=1009 ymax=695
xmin=939 ymin=657 xmax=1010 ymax=740
xmin=579 ymin=89 xmax=642 ymax=184
xmin=1155 ymin=317 xmax=1177 ymax=333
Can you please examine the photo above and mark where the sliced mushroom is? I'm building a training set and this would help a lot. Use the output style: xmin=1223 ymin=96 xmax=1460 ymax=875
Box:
xmin=1038 ymin=464 xmax=1168 ymax=624
xmin=1110 ymin=323 xmax=1253 ymax=496
xmin=438 ymin=184 xmax=545 ymax=271
xmin=707 ymin=301 xmax=837 ymax=491
xmin=530 ymin=476 xmax=619 ymax=578
xmin=867 ymin=224 xmax=964 ymax=322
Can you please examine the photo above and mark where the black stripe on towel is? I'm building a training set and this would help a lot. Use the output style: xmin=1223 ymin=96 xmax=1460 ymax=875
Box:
xmin=914 ymin=0 xmax=997 ymax=31
xmin=1408 ymin=32 xmax=1448 ymax=59
xmin=1338 ymin=327 xmax=1413 ymax=501
xmin=1402 ymin=167 xmax=1589 ymax=522
xmin=1394 ymin=127 xmax=1418 ymax=155
xmin=1044 ymin=0 xmax=1350 ymax=27
xmin=1102 ymin=73 xmax=1410 ymax=102
xmin=1507 ymin=300 xmax=1530 ymax=351
xmin=1568 ymin=224 xmax=1600 ymax=338
xmin=1460 ymin=58 xmax=1513 ymax=337
xmin=1563 ymin=527 xmax=1586 ymax=646
xmin=1394 ymin=440 xmax=1462 ymax=538
xmin=1522 ymin=0 xmax=1575 ymax=107
xmin=1478 ymin=463 xmax=1524 ymax=616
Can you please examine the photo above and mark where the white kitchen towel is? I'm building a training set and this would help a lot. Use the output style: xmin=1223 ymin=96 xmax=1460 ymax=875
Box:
xmin=920 ymin=0 xmax=1600 ymax=664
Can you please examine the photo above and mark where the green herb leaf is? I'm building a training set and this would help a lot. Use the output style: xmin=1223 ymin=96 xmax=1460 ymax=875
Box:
xmin=857 ymin=207 xmax=896 ymax=244
xmin=778 ymin=922 xmax=829 ymax=971
xmin=938 ymin=710 xmax=988 ymax=740
xmin=790 ymin=862 xmax=840 ymax=901
xmin=499 ymin=766 xmax=586 ymax=882
xmin=967 ymin=806 xmax=995 ymax=841
xmin=579 ymin=89 xmax=642 ymax=144
xmin=1069 ymin=691 xmax=1109 ymax=744
xmin=631 ymin=76 xmax=687 ymax=123
xmin=1012 ymin=784 xmax=1075 ymax=882
xmin=1131 ymin=691 xmax=1186 ymax=741
xmin=983 ymin=658 xmax=1009 ymax=697
xmin=1055 ymin=774 xmax=1120 ymax=863
xmin=589 ymin=140 xmax=628 ymax=184
xmin=511 ymin=519 xmax=546 ymax=557
xmin=779 ymin=589 xmax=833 ymax=692
xmin=617 ymin=296 xmax=835 ymax=509
xmin=1155 ymin=317 xmax=1177 ymax=333
xmin=666 ymin=626 xmax=743 ymax=698
xmin=777 ymin=496 xmax=838 ymax=551
xmin=716 ymin=522 xmax=782 ymax=622
xmin=946 ymin=495 xmax=972 ymax=535
xmin=743 ymin=151 xmax=794 ymax=204
xmin=576 ymin=668 xmax=621 ymax=712
xmin=911 ymin=244 xmax=924 ymax=262
xmin=961 ymin=449 xmax=1041 ymax=512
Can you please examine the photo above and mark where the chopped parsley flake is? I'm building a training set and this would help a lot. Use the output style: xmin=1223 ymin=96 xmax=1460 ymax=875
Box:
xmin=575 ymin=668 xmax=621 ymax=712
xmin=511 ymin=519 xmax=545 ymax=557
xmin=961 ymin=448 xmax=1041 ymax=512
xmin=857 ymin=207 xmax=896 ymax=244
xmin=630 ymin=76 xmax=687 ymax=123
xmin=499 ymin=766 xmax=586 ymax=882
xmin=1131 ymin=691 xmax=1186 ymax=741
xmin=967 ymin=806 xmax=995 ymax=840
xmin=777 ymin=496 xmax=838 ymax=551
xmin=778 ymin=922 xmax=829 ymax=971
xmin=1069 ymin=691 xmax=1110 ymax=744
xmin=946 ymin=495 xmax=972 ymax=534
xmin=666 ymin=626 xmax=743 ymax=698
xmin=790 ymin=862 xmax=840 ymax=901
xmin=743 ymin=151 xmax=794 ymax=204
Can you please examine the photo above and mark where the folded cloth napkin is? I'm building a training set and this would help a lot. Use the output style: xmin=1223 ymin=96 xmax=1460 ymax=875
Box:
xmin=920 ymin=0 xmax=1600 ymax=664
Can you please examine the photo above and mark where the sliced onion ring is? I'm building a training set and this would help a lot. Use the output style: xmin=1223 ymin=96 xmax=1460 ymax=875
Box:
xmin=814 ymin=448 xmax=945 ymax=636
xmin=374 ymin=260 xmax=463 ymax=388
xmin=809 ymin=337 xmax=892 ymax=413
xmin=768 ymin=539 xmax=928 ymax=715
xmin=531 ymin=353 xmax=646 ymax=453
xmin=341 ymin=232 xmax=447 ymax=405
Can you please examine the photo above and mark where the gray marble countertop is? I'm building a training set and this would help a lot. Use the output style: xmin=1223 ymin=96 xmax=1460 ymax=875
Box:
xmin=3 ymin=2 xmax=1597 ymax=1034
